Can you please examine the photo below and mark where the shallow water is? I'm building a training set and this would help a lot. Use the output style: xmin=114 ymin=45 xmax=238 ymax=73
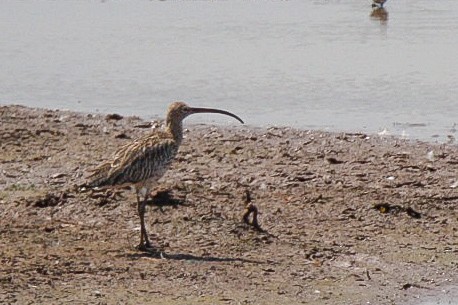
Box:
xmin=1 ymin=0 xmax=457 ymax=142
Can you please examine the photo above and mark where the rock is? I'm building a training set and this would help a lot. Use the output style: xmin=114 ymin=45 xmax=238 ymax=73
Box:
xmin=105 ymin=113 xmax=123 ymax=121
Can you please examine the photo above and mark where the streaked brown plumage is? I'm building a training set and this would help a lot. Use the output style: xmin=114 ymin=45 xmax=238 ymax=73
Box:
xmin=87 ymin=101 xmax=244 ymax=250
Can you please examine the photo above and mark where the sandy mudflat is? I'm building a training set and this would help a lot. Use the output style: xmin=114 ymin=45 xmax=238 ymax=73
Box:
xmin=0 ymin=105 xmax=457 ymax=305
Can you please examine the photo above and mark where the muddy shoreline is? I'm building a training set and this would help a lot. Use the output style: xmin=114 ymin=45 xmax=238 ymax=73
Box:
xmin=1 ymin=105 xmax=457 ymax=304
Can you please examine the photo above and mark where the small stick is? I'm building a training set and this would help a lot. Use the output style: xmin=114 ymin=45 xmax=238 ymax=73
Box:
xmin=242 ymin=190 xmax=262 ymax=231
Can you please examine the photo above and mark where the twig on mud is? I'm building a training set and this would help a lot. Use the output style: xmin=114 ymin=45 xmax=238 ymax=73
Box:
xmin=242 ymin=189 xmax=263 ymax=232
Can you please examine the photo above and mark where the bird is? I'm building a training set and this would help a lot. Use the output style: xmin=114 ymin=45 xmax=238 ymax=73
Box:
xmin=370 ymin=6 xmax=389 ymax=23
xmin=372 ymin=0 xmax=387 ymax=8
xmin=86 ymin=101 xmax=244 ymax=251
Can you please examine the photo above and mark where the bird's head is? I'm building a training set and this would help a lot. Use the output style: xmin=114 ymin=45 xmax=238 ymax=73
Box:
xmin=166 ymin=101 xmax=244 ymax=125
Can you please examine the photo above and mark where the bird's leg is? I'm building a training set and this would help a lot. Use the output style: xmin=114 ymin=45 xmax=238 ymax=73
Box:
xmin=142 ymin=192 xmax=152 ymax=248
xmin=136 ymin=193 xmax=145 ymax=249
xmin=136 ymin=191 xmax=141 ymax=207
xmin=136 ymin=188 xmax=152 ymax=250
xmin=137 ymin=198 xmax=152 ymax=250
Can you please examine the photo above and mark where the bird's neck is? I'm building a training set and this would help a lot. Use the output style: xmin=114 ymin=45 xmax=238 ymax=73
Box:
xmin=166 ymin=119 xmax=183 ymax=144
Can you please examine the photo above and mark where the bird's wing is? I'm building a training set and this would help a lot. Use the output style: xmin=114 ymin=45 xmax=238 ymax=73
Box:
xmin=87 ymin=132 xmax=178 ymax=188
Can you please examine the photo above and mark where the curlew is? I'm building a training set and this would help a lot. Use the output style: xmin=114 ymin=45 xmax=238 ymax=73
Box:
xmin=372 ymin=0 xmax=388 ymax=8
xmin=87 ymin=101 xmax=244 ymax=250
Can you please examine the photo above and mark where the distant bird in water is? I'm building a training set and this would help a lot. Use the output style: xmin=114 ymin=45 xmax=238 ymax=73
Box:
xmin=370 ymin=6 xmax=389 ymax=23
xmin=372 ymin=0 xmax=388 ymax=8
xmin=370 ymin=0 xmax=389 ymax=23
xmin=87 ymin=102 xmax=244 ymax=250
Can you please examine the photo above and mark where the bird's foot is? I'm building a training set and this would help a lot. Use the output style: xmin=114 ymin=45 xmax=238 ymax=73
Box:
xmin=136 ymin=243 xmax=166 ymax=258
xmin=136 ymin=242 xmax=155 ymax=252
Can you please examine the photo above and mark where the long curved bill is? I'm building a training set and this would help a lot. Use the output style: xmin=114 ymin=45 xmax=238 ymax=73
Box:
xmin=189 ymin=107 xmax=244 ymax=124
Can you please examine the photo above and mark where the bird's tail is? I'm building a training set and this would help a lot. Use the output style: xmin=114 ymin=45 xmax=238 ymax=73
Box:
xmin=85 ymin=163 xmax=113 ymax=188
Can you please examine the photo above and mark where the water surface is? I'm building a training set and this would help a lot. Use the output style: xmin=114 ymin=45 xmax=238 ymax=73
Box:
xmin=1 ymin=0 xmax=457 ymax=142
